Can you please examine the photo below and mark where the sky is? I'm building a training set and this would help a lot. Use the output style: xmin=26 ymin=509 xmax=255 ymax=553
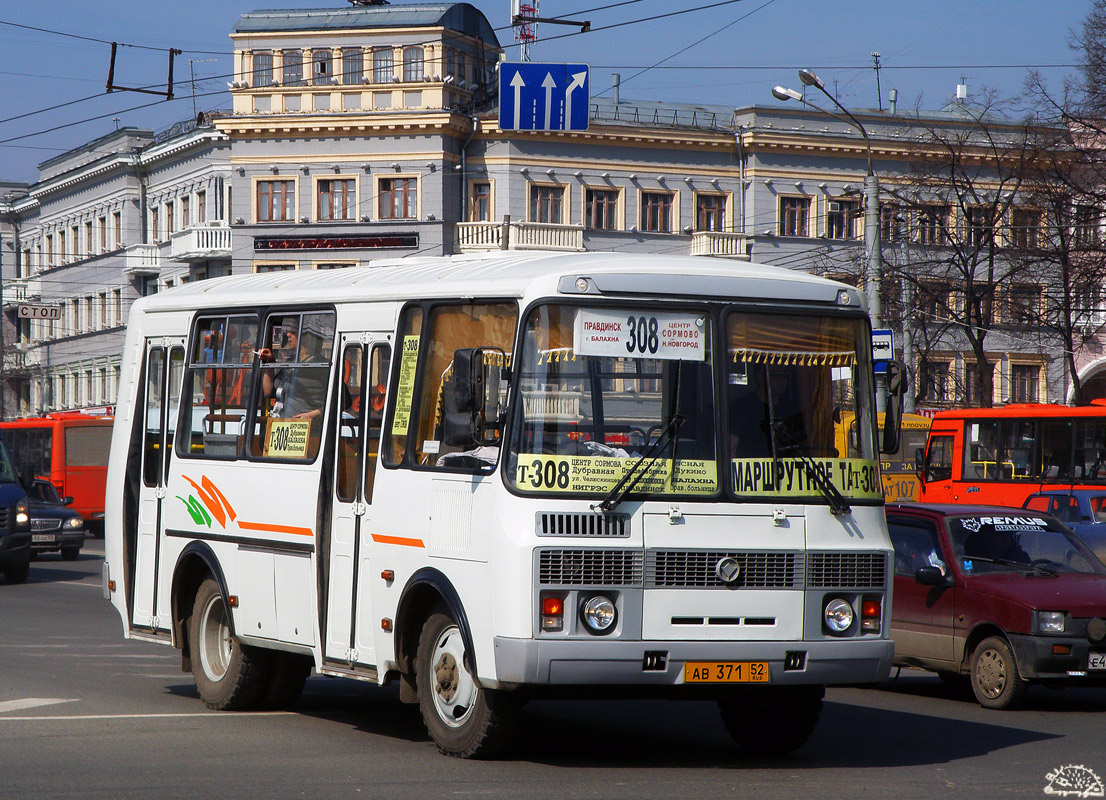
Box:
xmin=0 ymin=0 xmax=1095 ymax=185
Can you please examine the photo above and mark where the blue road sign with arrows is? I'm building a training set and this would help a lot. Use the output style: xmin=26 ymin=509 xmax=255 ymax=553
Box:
xmin=499 ymin=62 xmax=590 ymax=132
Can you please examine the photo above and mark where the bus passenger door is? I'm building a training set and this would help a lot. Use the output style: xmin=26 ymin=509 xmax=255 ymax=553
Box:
xmin=325 ymin=336 xmax=391 ymax=665
xmin=132 ymin=339 xmax=185 ymax=631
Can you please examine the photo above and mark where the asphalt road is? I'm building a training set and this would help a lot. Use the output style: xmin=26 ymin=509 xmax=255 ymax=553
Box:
xmin=2 ymin=541 xmax=1105 ymax=799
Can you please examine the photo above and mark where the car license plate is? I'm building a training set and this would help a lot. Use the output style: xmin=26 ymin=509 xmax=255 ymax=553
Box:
xmin=1090 ymin=652 xmax=1106 ymax=671
xmin=31 ymin=534 xmax=55 ymax=544
xmin=684 ymin=661 xmax=769 ymax=683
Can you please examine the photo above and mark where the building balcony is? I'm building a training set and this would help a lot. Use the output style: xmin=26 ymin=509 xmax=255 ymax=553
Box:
xmin=690 ymin=230 xmax=749 ymax=259
xmin=122 ymin=243 xmax=161 ymax=276
xmin=170 ymin=224 xmax=233 ymax=262
xmin=3 ymin=276 xmax=40 ymax=307
xmin=455 ymin=221 xmax=585 ymax=252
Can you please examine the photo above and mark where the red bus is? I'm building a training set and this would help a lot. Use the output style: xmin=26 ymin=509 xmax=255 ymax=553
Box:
xmin=0 ymin=412 xmax=113 ymax=535
xmin=918 ymin=402 xmax=1106 ymax=507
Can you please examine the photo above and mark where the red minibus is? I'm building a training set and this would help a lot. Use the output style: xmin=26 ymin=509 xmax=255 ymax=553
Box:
xmin=0 ymin=412 xmax=113 ymax=535
xmin=918 ymin=402 xmax=1106 ymax=507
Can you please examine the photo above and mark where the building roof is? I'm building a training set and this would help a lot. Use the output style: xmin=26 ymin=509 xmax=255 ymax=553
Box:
xmin=234 ymin=3 xmax=499 ymax=46
xmin=137 ymin=251 xmax=859 ymax=314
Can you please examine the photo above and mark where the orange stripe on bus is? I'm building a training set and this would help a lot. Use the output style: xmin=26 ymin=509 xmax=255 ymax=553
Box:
xmin=237 ymin=520 xmax=314 ymax=537
xmin=370 ymin=534 xmax=425 ymax=548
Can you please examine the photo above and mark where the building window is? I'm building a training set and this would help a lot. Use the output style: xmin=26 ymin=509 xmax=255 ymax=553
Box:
xmin=257 ymin=180 xmax=295 ymax=222
xmin=282 ymin=49 xmax=304 ymax=86
xmin=779 ymin=196 xmax=809 ymax=237
xmin=318 ymin=178 xmax=356 ymax=221
xmin=46 ymin=234 xmax=53 ymax=266
xmin=695 ymin=194 xmax=725 ymax=232
xmin=316 ymin=262 xmax=356 ymax=270
xmin=470 ymin=181 xmax=491 ymax=222
xmin=1074 ymin=203 xmax=1100 ymax=246
xmin=915 ymin=360 xmax=951 ymax=402
xmin=342 ymin=48 xmax=363 ymax=84
xmin=585 ymin=188 xmax=618 ymax=230
xmin=150 ymin=208 xmax=159 ymax=243
xmin=254 ymin=263 xmax=296 ymax=273
xmin=1006 ymin=284 xmax=1042 ymax=324
xmin=312 ymin=49 xmax=333 ymax=85
xmin=98 ymin=216 xmax=107 ymax=252
xmin=112 ymin=289 xmax=122 ymax=325
xmin=196 ymin=191 xmax=206 ymax=224
xmin=641 ymin=191 xmax=673 ymax=232
xmin=964 ymin=362 xmax=980 ymax=405
xmin=1011 ymin=207 xmax=1041 ymax=250
xmin=253 ymin=51 xmax=273 ymax=87
xmin=916 ymin=204 xmax=949 ymax=245
xmin=84 ymin=221 xmax=93 ymax=258
xmin=918 ymin=281 xmax=953 ymax=325
xmin=379 ymin=177 xmax=417 ymax=219
xmin=530 ymin=185 xmax=564 ymax=224
xmin=112 ymin=212 xmax=121 ymax=247
xmin=19 ymin=249 xmax=30 ymax=279
xmin=403 ymin=46 xmax=424 ymax=82
xmin=181 ymin=196 xmax=191 ymax=228
xmin=826 ymin=199 xmax=859 ymax=239
xmin=966 ymin=206 xmax=995 ymax=249
xmin=165 ymin=201 xmax=174 ymax=237
xmin=880 ymin=204 xmax=903 ymax=243
xmin=1011 ymin=364 xmax=1040 ymax=403
xmin=373 ymin=47 xmax=393 ymax=83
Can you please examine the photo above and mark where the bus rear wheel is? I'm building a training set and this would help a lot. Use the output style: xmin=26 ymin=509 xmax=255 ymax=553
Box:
xmin=717 ymin=685 xmax=824 ymax=756
xmin=189 ymin=578 xmax=269 ymax=710
xmin=415 ymin=609 xmax=516 ymax=758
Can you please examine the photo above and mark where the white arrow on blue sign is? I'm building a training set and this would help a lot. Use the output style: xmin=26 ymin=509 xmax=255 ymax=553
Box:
xmin=499 ymin=62 xmax=589 ymax=132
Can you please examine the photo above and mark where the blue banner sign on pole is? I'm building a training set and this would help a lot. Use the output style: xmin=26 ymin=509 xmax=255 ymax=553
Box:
xmin=499 ymin=62 xmax=590 ymax=132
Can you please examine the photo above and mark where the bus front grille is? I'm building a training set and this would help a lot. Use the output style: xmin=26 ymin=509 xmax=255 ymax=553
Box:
xmin=646 ymin=550 xmax=803 ymax=589
xmin=537 ymin=549 xmax=643 ymax=586
xmin=806 ymin=552 xmax=887 ymax=589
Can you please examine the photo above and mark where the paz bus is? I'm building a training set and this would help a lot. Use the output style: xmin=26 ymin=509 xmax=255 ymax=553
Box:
xmin=918 ymin=402 xmax=1106 ymax=506
xmin=103 ymin=252 xmax=904 ymax=758
xmin=838 ymin=412 xmax=931 ymax=502
xmin=0 ymin=411 xmax=113 ymax=535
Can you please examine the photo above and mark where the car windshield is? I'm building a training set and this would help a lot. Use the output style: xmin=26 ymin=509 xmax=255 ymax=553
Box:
xmin=949 ymin=514 xmax=1106 ymax=575
xmin=28 ymin=481 xmax=61 ymax=504
xmin=506 ymin=303 xmax=880 ymax=505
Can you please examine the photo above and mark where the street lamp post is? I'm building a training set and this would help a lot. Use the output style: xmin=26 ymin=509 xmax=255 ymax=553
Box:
xmin=773 ymin=71 xmax=882 ymax=328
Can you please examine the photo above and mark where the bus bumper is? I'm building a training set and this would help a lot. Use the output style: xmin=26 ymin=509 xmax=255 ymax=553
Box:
xmin=491 ymin=636 xmax=894 ymax=687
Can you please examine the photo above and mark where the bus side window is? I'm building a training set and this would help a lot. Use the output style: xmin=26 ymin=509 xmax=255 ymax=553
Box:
xmin=364 ymin=344 xmax=391 ymax=501
xmin=925 ymin=435 xmax=954 ymax=482
xmin=181 ymin=315 xmax=259 ymax=459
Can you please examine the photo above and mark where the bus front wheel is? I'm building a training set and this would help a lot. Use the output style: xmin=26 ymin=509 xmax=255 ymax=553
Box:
xmin=415 ymin=608 xmax=516 ymax=758
xmin=188 ymin=578 xmax=268 ymax=710
xmin=717 ymin=685 xmax=824 ymax=756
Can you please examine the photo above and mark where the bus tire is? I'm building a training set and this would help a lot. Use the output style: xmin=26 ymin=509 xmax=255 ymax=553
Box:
xmin=261 ymin=652 xmax=312 ymax=710
xmin=970 ymin=636 xmax=1026 ymax=710
xmin=717 ymin=685 xmax=823 ymax=756
xmin=188 ymin=578 xmax=269 ymax=711
xmin=415 ymin=608 xmax=516 ymax=758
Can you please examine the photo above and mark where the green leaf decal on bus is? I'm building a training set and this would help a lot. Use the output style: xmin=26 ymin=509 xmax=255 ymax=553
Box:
xmin=177 ymin=495 xmax=213 ymax=527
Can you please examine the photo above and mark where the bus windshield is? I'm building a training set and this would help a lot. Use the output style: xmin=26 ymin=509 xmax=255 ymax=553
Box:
xmin=506 ymin=303 xmax=880 ymax=503
xmin=0 ymin=439 xmax=17 ymax=483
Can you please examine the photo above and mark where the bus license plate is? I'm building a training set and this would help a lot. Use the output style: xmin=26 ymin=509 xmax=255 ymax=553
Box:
xmin=32 ymin=534 xmax=55 ymax=544
xmin=684 ymin=661 xmax=769 ymax=683
xmin=1090 ymin=652 xmax=1106 ymax=670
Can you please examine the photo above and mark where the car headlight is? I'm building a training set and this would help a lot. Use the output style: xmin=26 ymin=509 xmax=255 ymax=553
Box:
xmin=1039 ymin=611 xmax=1066 ymax=634
xmin=580 ymin=594 xmax=617 ymax=634
xmin=64 ymin=516 xmax=84 ymax=530
xmin=824 ymin=598 xmax=855 ymax=634
xmin=15 ymin=499 xmax=29 ymax=527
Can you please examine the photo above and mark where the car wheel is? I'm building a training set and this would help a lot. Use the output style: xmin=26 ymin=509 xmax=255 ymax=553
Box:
xmin=415 ymin=607 xmax=516 ymax=758
xmin=970 ymin=636 xmax=1027 ymax=710
xmin=60 ymin=547 xmax=80 ymax=562
xmin=188 ymin=578 xmax=269 ymax=710
xmin=3 ymin=555 xmax=30 ymax=584
xmin=718 ymin=685 xmax=824 ymax=756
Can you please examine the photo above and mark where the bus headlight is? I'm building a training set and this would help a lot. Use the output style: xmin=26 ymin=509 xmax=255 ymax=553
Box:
xmin=581 ymin=595 xmax=617 ymax=634
xmin=64 ymin=516 xmax=84 ymax=530
xmin=824 ymin=598 xmax=854 ymax=634
xmin=15 ymin=499 xmax=29 ymax=528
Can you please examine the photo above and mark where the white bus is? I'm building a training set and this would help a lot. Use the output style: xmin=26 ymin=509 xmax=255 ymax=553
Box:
xmin=103 ymin=252 xmax=902 ymax=758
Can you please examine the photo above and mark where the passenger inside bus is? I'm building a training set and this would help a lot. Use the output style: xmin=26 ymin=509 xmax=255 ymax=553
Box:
xmin=260 ymin=316 xmax=330 ymax=432
xmin=728 ymin=363 xmax=810 ymax=459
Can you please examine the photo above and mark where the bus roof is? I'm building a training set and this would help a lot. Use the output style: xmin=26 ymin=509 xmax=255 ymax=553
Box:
xmin=931 ymin=403 xmax=1106 ymax=421
xmin=131 ymin=252 xmax=862 ymax=314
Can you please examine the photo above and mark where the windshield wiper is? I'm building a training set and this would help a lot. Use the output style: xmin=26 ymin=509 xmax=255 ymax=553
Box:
xmin=771 ymin=421 xmax=851 ymax=516
xmin=962 ymin=556 xmax=1057 ymax=576
xmin=592 ymin=414 xmax=684 ymax=513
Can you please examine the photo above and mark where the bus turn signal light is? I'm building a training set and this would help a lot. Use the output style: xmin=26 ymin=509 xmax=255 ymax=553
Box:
xmin=541 ymin=595 xmax=564 ymax=632
xmin=861 ymin=597 xmax=881 ymax=632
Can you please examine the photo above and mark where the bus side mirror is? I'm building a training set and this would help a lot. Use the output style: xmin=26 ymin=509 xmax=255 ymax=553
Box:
xmin=442 ymin=347 xmax=508 ymax=447
xmin=18 ymin=465 xmax=34 ymax=492
xmin=880 ymin=360 xmax=907 ymax=455
xmin=914 ymin=447 xmax=926 ymax=483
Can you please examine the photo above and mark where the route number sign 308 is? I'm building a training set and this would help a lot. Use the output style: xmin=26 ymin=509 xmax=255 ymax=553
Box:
xmin=625 ymin=315 xmax=660 ymax=355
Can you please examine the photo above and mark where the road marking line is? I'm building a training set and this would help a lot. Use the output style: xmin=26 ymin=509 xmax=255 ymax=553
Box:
xmin=0 ymin=698 xmax=77 ymax=713
xmin=0 ymin=711 xmax=296 ymax=721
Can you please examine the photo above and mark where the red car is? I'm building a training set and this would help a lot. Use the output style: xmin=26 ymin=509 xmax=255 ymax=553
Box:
xmin=885 ymin=503 xmax=1106 ymax=709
